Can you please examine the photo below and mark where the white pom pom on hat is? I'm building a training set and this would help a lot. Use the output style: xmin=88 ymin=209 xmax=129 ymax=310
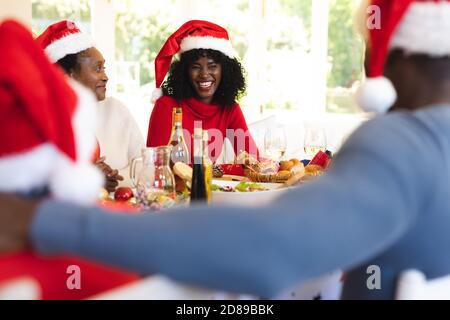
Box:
xmin=50 ymin=160 xmax=104 ymax=205
xmin=355 ymin=76 xmax=397 ymax=114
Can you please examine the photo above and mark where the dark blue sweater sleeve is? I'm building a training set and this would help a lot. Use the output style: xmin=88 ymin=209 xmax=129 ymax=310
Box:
xmin=31 ymin=114 xmax=437 ymax=298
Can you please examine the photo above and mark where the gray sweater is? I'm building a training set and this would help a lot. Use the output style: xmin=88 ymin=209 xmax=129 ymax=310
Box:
xmin=32 ymin=105 xmax=450 ymax=299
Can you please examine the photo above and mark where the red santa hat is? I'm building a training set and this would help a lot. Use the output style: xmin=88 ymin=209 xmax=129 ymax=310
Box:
xmin=152 ymin=20 xmax=237 ymax=103
xmin=355 ymin=0 xmax=450 ymax=114
xmin=35 ymin=20 xmax=95 ymax=63
xmin=0 ymin=19 xmax=103 ymax=205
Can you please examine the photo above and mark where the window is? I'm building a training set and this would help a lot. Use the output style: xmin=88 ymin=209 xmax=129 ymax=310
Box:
xmin=115 ymin=0 xmax=179 ymax=95
xmin=326 ymin=0 xmax=365 ymax=114
xmin=31 ymin=0 xmax=90 ymax=36
xmin=262 ymin=0 xmax=313 ymax=112
xmin=26 ymin=0 xmax=366 ymax=145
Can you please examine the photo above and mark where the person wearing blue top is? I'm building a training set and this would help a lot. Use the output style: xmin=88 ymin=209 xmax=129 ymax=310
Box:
xmin=1 ymin=0 xmax=450 ymax=299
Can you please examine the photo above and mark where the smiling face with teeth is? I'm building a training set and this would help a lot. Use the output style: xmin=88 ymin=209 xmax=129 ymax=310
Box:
xmin=188 ymin=56 xmax=222 ymax=104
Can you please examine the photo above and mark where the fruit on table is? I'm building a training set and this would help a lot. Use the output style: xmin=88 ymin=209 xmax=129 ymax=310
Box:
xmin=98 ymin=188 xmax=109 ymax=200
xmin=114 ymin=187 xmax=134 ymax=202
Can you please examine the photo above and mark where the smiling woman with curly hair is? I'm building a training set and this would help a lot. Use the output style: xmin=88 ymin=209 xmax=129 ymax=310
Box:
xmin=146 ymin=20 xmax=259 ymax=162
xmin=162 ymin=48 xmax=246 ymax=108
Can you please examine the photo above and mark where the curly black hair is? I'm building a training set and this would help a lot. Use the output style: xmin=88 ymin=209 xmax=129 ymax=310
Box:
xmin=161 ymin=49 xmax=246 ymax=108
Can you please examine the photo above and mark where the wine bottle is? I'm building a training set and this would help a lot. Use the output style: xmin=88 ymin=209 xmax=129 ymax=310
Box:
xmin=168 ymin=107 xmax=189 ymax=164
xmin=190 ymin=127 xmax=207 ymax=202
xmin=168 ymin=107 xmax=189 ymax=192
xmin=202 ymin=130 xmax=213 ymax=203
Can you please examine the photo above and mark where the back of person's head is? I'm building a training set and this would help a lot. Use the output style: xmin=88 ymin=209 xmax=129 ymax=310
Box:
xmin=0 ymin=19 xmax=103 ymax=205
xmin=355 ymin=0 xmax=450 ymax=114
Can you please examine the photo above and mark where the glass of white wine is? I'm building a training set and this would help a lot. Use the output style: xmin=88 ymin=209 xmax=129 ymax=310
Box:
xmin=264 ymin=125 xmax=287 ymax=161
xmin=304 ymin=127 xmax=327 ymax=159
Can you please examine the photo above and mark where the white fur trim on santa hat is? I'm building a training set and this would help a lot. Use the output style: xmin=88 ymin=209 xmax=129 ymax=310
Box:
xmin=69 ymin=80 xmax=98 ymax=162
xmin=180 ymin=36 xmax=237 ymax=58
xmin=0 ymin=144 xmax=57 ymax=193
xmin=0 ymin=81 xmax=102 ymax=204
xmin=390 ymin=2 xmax=450 ymax=57
xmin=355 ymin=76 xmax=397 ymax=114
xmin=0 ymin=142 xmax=103 ymax=205
xmin=50 ymin=156 xmax=104 ymax=205
xmin=151 ymin=88 xmax=163 ymax=104
xmin=45 ymin=32 xmax=95 ymax=63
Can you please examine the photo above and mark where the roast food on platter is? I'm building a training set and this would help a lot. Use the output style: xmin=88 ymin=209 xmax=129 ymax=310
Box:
xmin=236 ymin=151 xmax=331 ymax=185
xmin=171 ymin=150 xmax=332 ymax=191
xmin=233 ymin=151 xmax=299 ymax=183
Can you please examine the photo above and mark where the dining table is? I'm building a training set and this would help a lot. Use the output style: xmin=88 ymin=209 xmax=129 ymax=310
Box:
xmin=0 ymin=155 xmax=343 ymax=300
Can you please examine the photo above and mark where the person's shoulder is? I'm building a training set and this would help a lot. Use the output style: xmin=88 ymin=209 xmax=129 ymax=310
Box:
xmin=345 ymin=107 xmax=448 ymax=157
xmin=227 ymin=101 xmax=242 ymax=113
xmin=413 ymin=104 xmax=450 ymax=128
xmin=152 ymin=95 xmax=179 ymax=115
xmin=359 ymin=106 xmax=450 ymax=138
xmin=101 ymin=96 xmax=133 ymax=115
xmin=346 ymin=112 xmax=409 ymax=147
xmin=155 ymin=95 xmax=177 ymax=107
xmin=102 ymin=96 xmax=125 ymax=108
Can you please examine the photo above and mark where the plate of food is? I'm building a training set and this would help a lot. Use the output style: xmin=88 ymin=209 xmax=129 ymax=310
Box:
xmin=211 ymin=180 xmax=289 ymax=207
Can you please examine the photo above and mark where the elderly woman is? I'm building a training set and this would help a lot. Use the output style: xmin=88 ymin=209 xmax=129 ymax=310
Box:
xmin=36 ymin=20 xmax=145 ymax=191
xmin=147 ymin=20 xmax=259 ymax=162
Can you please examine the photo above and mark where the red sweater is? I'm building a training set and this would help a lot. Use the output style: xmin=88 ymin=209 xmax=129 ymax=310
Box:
xmin=147 ymin=96 xmax=259 ymax=162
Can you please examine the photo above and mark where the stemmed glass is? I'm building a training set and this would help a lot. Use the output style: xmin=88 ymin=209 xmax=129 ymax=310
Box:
xmin=264 ymin=125 xmax=287 ymax=161
xmin=303 ymin=127 xmax=327 ymax=159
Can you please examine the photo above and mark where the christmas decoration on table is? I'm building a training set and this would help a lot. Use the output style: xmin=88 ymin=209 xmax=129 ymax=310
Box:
xmin=114 ymin=187 xmax=134 ymax=202
xmin=212 ymin=164 xmax=224 ymax=178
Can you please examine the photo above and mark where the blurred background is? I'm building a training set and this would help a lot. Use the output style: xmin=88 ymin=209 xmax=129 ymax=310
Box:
xmin=1 ymin=0 xmax=370 ymax=158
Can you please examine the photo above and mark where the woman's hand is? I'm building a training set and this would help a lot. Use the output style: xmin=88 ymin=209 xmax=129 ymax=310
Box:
xmin=0 ymin=193 xmax=37 ymax=254
xmin=95 ymin=157 xmax=124 ymax=193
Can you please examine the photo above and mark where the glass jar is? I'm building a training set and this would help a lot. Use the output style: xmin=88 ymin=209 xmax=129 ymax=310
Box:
xmin=135 ymin=146 xmax=176 ymax=210
xmin=130 ymin=147 xmax=151 ymax=187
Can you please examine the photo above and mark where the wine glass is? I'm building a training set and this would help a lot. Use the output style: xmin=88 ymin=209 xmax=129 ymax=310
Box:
xmin=303 ymin=127 xmax=327 ymax=159
xmin=264 ymin=125 xmax=287 ymax=161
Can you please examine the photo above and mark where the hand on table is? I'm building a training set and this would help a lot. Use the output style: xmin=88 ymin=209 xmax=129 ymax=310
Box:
xmin=95 ymin=157 xmax=124 ymax=193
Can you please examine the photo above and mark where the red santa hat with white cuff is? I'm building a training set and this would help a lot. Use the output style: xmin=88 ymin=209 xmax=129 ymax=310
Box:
xmin=36 ymin=20 xmax=95 ymax=63
xmin=355 ymin=0 xmax=450 ymax=114
xmin=152 ymin=20 xmax=237 ymax=103
xmin=0 ymin=19 xmax=103 ymax=205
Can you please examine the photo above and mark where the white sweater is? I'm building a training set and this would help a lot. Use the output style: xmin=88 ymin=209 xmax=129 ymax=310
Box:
xmin=96 ymin=97 xmax=145 ymax=188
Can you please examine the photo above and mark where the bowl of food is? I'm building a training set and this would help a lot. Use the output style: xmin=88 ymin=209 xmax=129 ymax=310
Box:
xmin=211 ymin=180 xmax=290 ymax=207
